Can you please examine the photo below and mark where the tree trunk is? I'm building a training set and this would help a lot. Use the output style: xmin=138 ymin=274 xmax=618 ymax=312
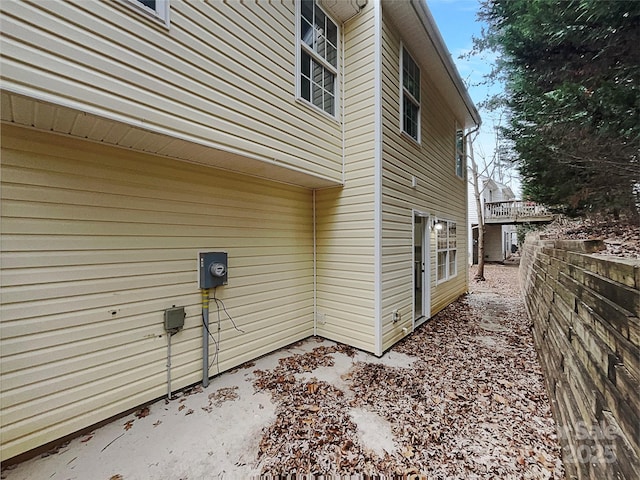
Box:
xmin=475 ymin=199 xmax=486 ymax=281
xmin=468 ymin=134 xmax=486 ymax=281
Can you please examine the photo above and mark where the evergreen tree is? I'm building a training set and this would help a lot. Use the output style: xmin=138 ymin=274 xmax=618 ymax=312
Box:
xmin=475 ymin=0 xmax=640 ymax=218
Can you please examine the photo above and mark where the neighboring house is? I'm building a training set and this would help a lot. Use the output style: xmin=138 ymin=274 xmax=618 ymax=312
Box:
xmin=0 ymin=0 xmax=480 ymax=461
xmin=468 ymin=176 xmax=517 ymax=264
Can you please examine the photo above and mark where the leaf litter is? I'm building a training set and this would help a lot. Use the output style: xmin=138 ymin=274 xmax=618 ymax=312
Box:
xmin=252 ymin=264 xmax=564 ymax=478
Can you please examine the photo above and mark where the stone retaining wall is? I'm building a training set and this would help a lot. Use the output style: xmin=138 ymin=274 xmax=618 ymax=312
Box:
xmin=520 ymin=234 xmax=639 ymax=479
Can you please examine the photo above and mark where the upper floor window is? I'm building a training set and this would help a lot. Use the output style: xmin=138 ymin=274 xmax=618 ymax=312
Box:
xmin=401 ymin=47 xmax=420 ymax=142
xmin=455 ymin=127 xmax=465 ymax=177
xmin=127 ymin=0 xmax=170 ymax=26
xmin=298 ymin=0 xmax=338 ymax=116
xmin=436 ymin=220 xmax=457 ymax=282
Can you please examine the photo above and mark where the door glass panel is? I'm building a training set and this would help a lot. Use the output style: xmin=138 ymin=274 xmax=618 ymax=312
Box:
xmin=414 ymin=216 xmax=423 ymax=318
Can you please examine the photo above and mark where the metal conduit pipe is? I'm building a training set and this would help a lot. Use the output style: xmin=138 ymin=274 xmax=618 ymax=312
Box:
xmin=166 ymin=330 xmax=175 ymax=399
xmin=201 ymin=289 xmax=210 ymax=388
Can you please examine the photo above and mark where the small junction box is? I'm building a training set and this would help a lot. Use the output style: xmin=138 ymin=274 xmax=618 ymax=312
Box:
xmin=164 ymin=306 xmax=185 ymax=332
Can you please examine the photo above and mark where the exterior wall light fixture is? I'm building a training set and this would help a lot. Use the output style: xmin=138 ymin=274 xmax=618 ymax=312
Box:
xmin=432 ymin=219 xmax=444 ymax=232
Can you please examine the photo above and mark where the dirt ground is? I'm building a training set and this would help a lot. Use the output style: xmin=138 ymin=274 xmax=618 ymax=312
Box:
xmin=2 ymin=263 xmax=564 ymax=480
xmin=538 ymin=215 xmax=640 ymax=258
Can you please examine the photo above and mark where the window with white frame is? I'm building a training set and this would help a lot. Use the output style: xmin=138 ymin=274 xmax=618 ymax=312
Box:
xmin=298 ymin=0 xmax=338 ymax=116
xmin=455 ymin=126 xmax=465 ymax=177
xmin=436 ymin=220 xmax=457 ymax=282
xmin=128 ymin=0 xmax=169 ymax=25
xmin=401 ymin=47 xmax=420 ymax=141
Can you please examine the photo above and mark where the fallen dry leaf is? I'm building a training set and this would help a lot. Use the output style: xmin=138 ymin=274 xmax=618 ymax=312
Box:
xmin=251 ymin=264 xmax=564 ymax=478
xmin=207 ymin=386 xmax=239 ymax=407
xmin=123 ymin=421 xmax=134 ymax=431
xmin=544 ymin=216 xmax=640 ymax=259
xmin=135 ymin=407 xmax=150 ymax=419
xmin=80 ymin=435 xmax=93 ymax=443
xmin=341 ymin=439 xmax=354 ymax=452
xmin=493 ymin=393 xmax=508 ymax=405
xmin=401 ymin=446 xmax=414 ymax=458
xmin=404 ymin=468 xmax=423 ymax=480
xmin=497 ymin=379 xmax=514 ymax=388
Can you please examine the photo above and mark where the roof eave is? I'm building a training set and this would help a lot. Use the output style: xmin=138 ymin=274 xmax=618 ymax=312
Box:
xmin=412 ymin=0 xmax=481 ymax=128
xmin=383 ymin=0 xmax=481 ymax=129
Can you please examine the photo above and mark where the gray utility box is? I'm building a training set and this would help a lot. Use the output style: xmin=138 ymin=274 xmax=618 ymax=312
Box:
xmin=199 ymin=251 xmax=228 ymax=288
xmin=164 ymin=306 xmax=186 ymax=332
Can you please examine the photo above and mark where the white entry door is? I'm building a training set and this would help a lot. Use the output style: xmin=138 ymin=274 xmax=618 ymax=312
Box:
xmin=414 ymin=214 xmax=431 ymax=327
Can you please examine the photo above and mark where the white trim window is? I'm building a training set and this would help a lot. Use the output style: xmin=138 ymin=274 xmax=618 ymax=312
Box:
xmin=455 ymin=126 xmax=465 ymax=178
xmin=298 ymin=0 xmax=338 ymax=116
xmin=127 ymin=0 xmax=170 ymax=26
xmin=436 ymin=220 xmax=457 ymax=282
xmin=401 ymin=46 xmax=420 ymax=142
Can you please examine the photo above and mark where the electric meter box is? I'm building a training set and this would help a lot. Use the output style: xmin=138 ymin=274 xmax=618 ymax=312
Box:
xmin=199 ymin=251 xmax=228 ymax=288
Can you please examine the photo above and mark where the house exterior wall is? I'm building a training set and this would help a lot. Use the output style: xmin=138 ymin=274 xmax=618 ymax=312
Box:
xmin=0 ymin=125 xmax=314 ymax=461
xmin=467 ymin=180 xmax=482 ymax=227
xmin=379 ymin=15 xmax=469 ymax=352
xmin=0 ymin=0 xmax=342 ymax=185
xmin=484 ymin=225 xmax=505 ymax=261
xmin=484 ymin=225 xmax=517 ymax=262
xmin=315 ymin=3 xmax=377 ymax=353
xmin=0 ymin=0 xmax=479 ymax=462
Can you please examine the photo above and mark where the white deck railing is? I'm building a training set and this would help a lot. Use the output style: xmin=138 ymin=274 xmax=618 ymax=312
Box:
xmin=484 ymin=200 xmax=553 ymax=223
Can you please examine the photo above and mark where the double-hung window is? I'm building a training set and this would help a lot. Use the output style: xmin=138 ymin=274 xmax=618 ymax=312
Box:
xmin=455 ymin=126 xmax=465 ymax=177
xmin=128 ymin=0 xmax=170 ymax=25
xmin=401 ymin=47 xmax=420 ymax=141
xmin=436 ymin=221 xmax=457 ymax=282
xmin=298 ymin=0 xmax=338 ymax=116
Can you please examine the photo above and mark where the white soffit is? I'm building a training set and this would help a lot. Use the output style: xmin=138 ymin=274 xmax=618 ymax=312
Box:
xmin=318 ymin=0 xmax=364 ymax=23
xmin=0 ymin=91 xmax=341 ymax=189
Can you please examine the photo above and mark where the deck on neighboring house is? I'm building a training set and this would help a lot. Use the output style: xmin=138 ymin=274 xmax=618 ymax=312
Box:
xmin=484 ymin=200 xmax=554 ymax=224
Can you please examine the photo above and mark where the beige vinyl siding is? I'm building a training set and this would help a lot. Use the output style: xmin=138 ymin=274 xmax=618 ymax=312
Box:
xmin=0 ymin=125 xmax=314 ymax=462
xmin=314 ymin=5 xmax=377 ymax=353
xmin=380 ymin=16 xmax=468 ymax=351
xmin=0 ymin=0 xmax=342 ymax=184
